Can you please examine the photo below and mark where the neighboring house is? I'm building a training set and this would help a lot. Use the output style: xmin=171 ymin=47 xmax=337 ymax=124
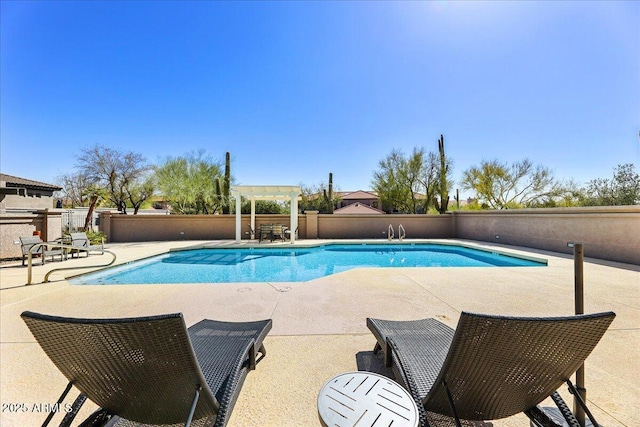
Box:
xmin=148 ymin=195 xmax=172 ymax=211
xmin=334 ymin=202 xmax=386 ymax=214
xmin=335 ymin=190 xmax=381 ymax=210
xmin=330 ymin=190 xmax=476 ymax=213
xmin=304 ymin=189 xmax=382 ymax=212
xmin=0 ymin=174 xmax=62 ymax=213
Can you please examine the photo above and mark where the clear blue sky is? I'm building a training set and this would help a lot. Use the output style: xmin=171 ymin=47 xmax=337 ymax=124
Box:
xmin=2 ymin=1 xmax=639 ymax=197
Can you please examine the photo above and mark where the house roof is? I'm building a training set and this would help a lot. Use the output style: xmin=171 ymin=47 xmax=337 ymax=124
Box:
xmin=334 ymin=202 xmax=385 ymax=214
xmin=0 ymin=174 xmax=62 ymax=191
xmin=338 ymin=190 xmax=379 ymax=200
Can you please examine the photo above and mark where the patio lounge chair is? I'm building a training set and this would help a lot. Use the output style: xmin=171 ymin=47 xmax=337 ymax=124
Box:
xmin=20 ymin=236 xmax=64 ymax=266
xmin=21 ymin=311 xmax=273 ymax=427
xmin=70 ymin=232 xmax=104 ymax=257
xmin=367 ymin=311 xmax=615 ymax=427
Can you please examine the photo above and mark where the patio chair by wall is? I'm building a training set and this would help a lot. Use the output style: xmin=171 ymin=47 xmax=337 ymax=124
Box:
xmin=367 ymin=311 xmax=615 ymax=427
xmin=246 ymin=224 xmax=256 ymax=240
xmin=258 ymin=224 xmax=285 ymax=242
xmin=21 ymin=311 xmax=272 ymax=427
xmin=20 ymin=236 xmax=64 ymax=266
xmin=258 ymin=224 xmax=272 ymax=242
xmin=70 ymin=232 xmax=104 ymax=257
xmin=284 ymin=226 xmax=299 ymax=240
xmin=271 ymin=224 xmax=285 ymax=242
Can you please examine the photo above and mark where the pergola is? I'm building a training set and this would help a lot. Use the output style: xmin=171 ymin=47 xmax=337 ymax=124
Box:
xmin=230 ymin=185 xmax=302 ymax=243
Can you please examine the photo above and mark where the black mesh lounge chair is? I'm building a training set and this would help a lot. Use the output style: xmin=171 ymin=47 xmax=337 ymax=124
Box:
xmin=21 ymin=311 xmax=272 ymax=427
xmin=367 ymin=311 xmax=615 ymax=427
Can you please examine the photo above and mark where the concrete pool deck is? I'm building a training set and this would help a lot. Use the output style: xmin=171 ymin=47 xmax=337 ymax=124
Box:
xmin=1 ymin=239 xmax=638 ymax=426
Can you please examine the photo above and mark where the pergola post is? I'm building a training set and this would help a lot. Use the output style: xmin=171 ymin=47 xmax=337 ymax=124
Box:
xmin=290 ymin=192 xmax=298 ymax=244
xmin=250 ymin=198 xmax=256 ymax=239
xmin=231 ymin=185 xmax=302 ymax=244
xmin=235 ymin=192 xmax=242 ymax=243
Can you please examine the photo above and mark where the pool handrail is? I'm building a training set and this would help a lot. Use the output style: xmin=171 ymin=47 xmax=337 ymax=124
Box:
xmin=25 ymin=242 xmax=116 ymax=285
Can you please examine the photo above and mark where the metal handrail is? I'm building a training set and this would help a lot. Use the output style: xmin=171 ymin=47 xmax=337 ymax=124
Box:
xmin=26 ymin=242 xmax=116 ymax=285
xmin=388 ymin=224 xmax=395 ymax=241
xmin=398 ymin=224 xmax=406 ymax=241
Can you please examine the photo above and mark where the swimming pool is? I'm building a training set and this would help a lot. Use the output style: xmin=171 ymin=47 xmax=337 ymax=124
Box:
xmin=70 ymin=243 xmax=546 ymax=285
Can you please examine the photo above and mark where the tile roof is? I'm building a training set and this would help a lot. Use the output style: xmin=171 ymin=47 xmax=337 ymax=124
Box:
xmin=334 ymin=202 xmax=385 ymax=214
xmin=339 ymin=190 xmax=379 ymax=200
xmin=0 ymin=173 xmax=62 ymax=190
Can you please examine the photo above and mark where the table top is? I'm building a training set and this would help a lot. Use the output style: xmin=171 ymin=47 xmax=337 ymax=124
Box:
xmin=317 ymin=371 xmax=419 ymax=427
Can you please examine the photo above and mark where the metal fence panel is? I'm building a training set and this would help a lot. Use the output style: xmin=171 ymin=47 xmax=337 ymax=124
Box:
xmin=61 ymin=209 xmax=99 ymax=233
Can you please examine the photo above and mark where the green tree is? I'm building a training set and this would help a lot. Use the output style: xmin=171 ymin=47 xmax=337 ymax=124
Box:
xmin=461 ymin=159 xmax=560 ymax=209
xmin=374 ymin=148 xmax=422 ymax=213
xmin=372 ymin=145 xmax=449 ymax=214
xmin=154 ymin=151 xmax=225 ymax=214
xmin=57 ymin=172 xmax=109 ymax=231
xmin=76 ymin=144 xmax=153 ymax=214
xmin=581 ymin=163 xmax=639 ymax=206
xmin=126 ymin=176 xmax=155 ymax=214
xmin=299 ymin=175 xmax=341 ymax=214
xmin=241 ymin=200 xmax=286 ymax=214
xmin=527 ymin=179 xmax=585 ymax=208
xmin=82 ymin=184 xmax=109 ymax=231
xmin=57 ymin=172 xmax=94 ymax=208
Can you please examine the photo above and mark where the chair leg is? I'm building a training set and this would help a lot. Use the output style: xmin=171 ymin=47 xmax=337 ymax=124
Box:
xmin=77 ymin=409 xmax=113 ymax=427
xmin=256 ymin=343 xmax=267 ymax=365
xmin=185 ymin=387 xmax=201 ymax=427
xmin=384 ymin=340 xmax=392 ymax=367
xmin=525 ymin=406 xmax=566 ymax=427
xmin=442 ymin=380 xmax=463 ymax=427
xmin=549 ymin=391 xmax=581 ymax=427
xmin=58 ymin=393 xmax=87 ymax=427
xmin=525 ymin=387 xmax=595 ymax=427
xmin=565 ymin=380 xmax=600 ymax=427
xmin=248 ymin=342 xmax=257 ymax=370
xmin=41 ymin=381 xmax=73 ymax=427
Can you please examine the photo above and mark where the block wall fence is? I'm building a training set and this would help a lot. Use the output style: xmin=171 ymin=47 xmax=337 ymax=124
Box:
xmin=0 ymin=210 xmax=63 ymax=259
xmin=1 ymin=207 xmax=637 ymax=265
xmin=98 ymin=206 xmax=638 ymax=265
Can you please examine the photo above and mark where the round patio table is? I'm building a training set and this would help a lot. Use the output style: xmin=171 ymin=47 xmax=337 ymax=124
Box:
xmin=317 ymin=371 xmax=419 ymax=427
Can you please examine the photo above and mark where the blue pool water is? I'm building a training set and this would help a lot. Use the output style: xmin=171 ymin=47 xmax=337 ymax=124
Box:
xmin=71 ymin=244 xmax=545 ymax=285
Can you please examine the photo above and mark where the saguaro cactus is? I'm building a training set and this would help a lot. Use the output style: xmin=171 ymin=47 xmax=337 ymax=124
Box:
xmin=214 ymin=177 xmax=223 ymax=212
xmin=323 ymin=172 xmax=334 ymax=214
xmin=436 ymin=135 xmax=450 ymax=214
xmin=222 ymin=152 xmax=231 ymax=214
